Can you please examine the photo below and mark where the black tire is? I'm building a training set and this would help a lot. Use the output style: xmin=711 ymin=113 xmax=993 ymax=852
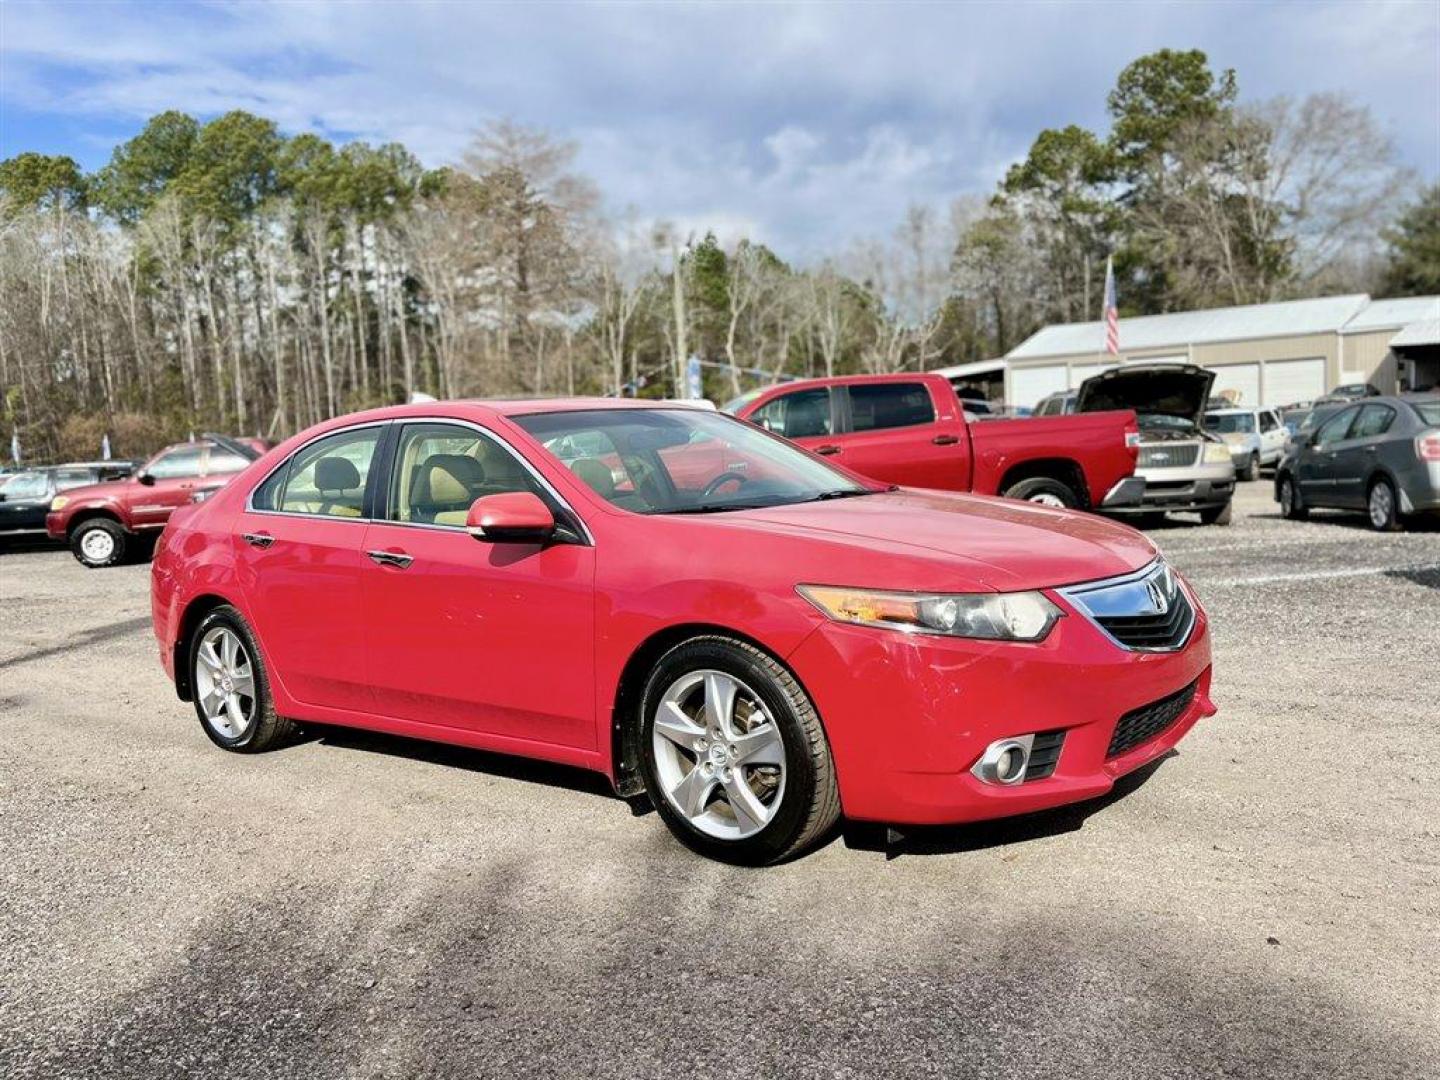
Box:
xmin=637 ymin=635 xmax=840 ymax=865
xmin=1241 ymin=453 xmax=1259 ymax=482
xmin=1002 ymin=476 xmax=1079 ymax=509
xmin=189 ymin=606 xmax=298 ymax=752
xmin=1367 ymin=477 xmax=1402 ymax=533
xmin=1199 ymin=501 xmax=1233 ymax=526
xmin=1131 ymin=512 xmax=1169 ymax=529
xmin=1278 ymin=475 xmax=1308 ymax=520
xmin=70 ymin=518 xmax=128 ymax=568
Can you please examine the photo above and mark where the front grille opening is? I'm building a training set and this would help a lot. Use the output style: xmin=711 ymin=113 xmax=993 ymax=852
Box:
xmin=1023 ymin=730 xmax=1066 ymax=781
xmin=1137 ymin=444 xmax=1201 ymax=468
xmin=1107 ymin=679 xmax=1199 ymax=759
xmin=1095 ymin=587 xmax=1194 ymax=650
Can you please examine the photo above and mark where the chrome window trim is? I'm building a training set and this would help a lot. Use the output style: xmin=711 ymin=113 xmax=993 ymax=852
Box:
xmin=244 ymin=415 xmax=594 ymax=546
xmin=1056 ymin=558 xmax=1196 ymax=654
xmin=243 ymin=419 xmax=390 ymax=524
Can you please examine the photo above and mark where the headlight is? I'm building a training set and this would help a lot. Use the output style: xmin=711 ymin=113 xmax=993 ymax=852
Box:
xmin=797 ymin=585 xmax=1062 ymax=642
xmin=49 ymin=496 xmax=69 ymax=511
xmin=1203 ymin=441 xmax=1232 ymax=464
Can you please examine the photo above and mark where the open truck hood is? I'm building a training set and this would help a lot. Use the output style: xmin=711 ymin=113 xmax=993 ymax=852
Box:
xmin=1075 ymin=364 xmax=1215 ymax=426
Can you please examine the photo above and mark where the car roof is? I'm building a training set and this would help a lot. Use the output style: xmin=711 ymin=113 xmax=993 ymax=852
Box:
xmin=1204 ymin=407 xmax=1257 ymax=415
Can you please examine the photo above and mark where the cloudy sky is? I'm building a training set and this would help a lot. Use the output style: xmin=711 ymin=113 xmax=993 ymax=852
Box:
xmin=2 ymin=0 xmax=1437 ymax=254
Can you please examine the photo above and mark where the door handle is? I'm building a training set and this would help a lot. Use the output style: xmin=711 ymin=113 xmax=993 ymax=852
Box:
xmin=367 ymin=550 xmax=413 ymax=569
xmin=815 ymin=445 xmax=842 ymax=456
xmin=931 ymin=434 xmax=960 ymax=446
xmin=241 ymin=532 xmax=274 ymax=549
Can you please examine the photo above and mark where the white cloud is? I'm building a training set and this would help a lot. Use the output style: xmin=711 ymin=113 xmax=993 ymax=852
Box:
xmin=2 ymin=0 xmax=1436 ymax=255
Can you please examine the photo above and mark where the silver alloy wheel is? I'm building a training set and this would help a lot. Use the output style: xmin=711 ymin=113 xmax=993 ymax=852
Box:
xmin=195 ymin=627 xmax=257 ymax=740
xmin=651 ymin=669 xmax=786 ymax=840
xmin=1028 ymin=492 xmax=1066 ymax=508
xmin=1369 ymin=483 xmax=1394 ymax=529
xmin=80 ymin=527 xmax=115 ymax=563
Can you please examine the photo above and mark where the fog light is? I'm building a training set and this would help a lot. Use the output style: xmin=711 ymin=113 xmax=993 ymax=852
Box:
xmin=971 ymin=735 xmax=1035 ymax=786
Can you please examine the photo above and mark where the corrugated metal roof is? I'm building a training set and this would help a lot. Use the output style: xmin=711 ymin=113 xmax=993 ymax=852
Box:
xmin=1007 ymin=294 xmax=1369 ymax=360
xmin=1390 ymin=318 xmax=1440 ymax=348
xmin=1342 ymin=295 xmax=1440 ymax=333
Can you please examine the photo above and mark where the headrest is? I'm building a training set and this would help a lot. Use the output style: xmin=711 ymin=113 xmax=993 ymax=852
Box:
xmin=569 ymin=458 xmax=615 ymax=498
xmin=315 ymin=456 xmax=361 ymax=494
xmin=420 ymin=454 xmax=485 ymax=504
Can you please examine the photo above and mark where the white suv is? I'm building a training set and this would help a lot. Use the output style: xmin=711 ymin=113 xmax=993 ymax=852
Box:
xmin=1204 ymin=407 xmax=1287 ymax=481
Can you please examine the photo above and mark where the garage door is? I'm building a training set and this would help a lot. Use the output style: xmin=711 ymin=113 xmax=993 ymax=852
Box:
xmin=1008 ymin=365 xmax=1068 ymax=408
xmin=1262 ymin=357 xmax=1326 ymax=407
xmin=1210 ymin=363 xmax=1260 ymax=407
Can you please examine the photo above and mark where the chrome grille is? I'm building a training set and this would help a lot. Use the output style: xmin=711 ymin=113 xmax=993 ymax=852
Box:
xmin=1059 ymin=560 xmax=1196 ymax=652
xmin=1137 ymin=443 xmax=1200 ymax=468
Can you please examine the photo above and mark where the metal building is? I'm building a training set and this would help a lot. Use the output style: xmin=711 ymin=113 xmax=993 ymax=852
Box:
xmin=999 ymin=293 xmax=1440 ymax=408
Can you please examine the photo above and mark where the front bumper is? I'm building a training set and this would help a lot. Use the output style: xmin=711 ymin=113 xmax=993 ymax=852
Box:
xmin=1108 ymin=461 xmax=1234 ymax=514
xmin=787 ymin=583 xmax=1214 ymax=826
xmin=45 ymin=512 xmax=67 ymax=540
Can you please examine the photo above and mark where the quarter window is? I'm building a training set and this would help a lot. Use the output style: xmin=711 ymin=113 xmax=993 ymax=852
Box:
xmin=847 ymin=383 xmax=935 ymax=432
xmin=390 ymin=423 xmax=545 ymax=527
xmin=1350 ymin=405 xmax=1396 ymax=439
xmin=751 ymin=389 xmax=832 ymax=439
xmin=271 ymin=427 xmax=380 ymax=517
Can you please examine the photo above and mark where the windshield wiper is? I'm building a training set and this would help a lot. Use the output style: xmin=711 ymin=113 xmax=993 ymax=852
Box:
xmin=807 ymin=488 xmax=881 ymax=501
xmin=649 ymin=502 xmax=780 ymax=515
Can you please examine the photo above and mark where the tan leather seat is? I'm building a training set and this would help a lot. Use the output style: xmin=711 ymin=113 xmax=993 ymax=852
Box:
xmin=412 ymin=454 xmax=485 ymax=524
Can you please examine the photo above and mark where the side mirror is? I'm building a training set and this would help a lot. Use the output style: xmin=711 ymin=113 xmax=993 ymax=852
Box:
xmin=137 ymin=471 xmax=156 ymax=486
xmin=465 ymin=492 xmax=555 ymax=544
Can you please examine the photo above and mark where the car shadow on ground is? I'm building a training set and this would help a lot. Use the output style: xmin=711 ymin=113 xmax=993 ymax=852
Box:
xmin=1250 ymin=510 xmax=1440 ymax=532
xmin=843 ymin=751 xmax=1177 ymax=860
xmin=302 ymin=723 xmax=621 ymax=801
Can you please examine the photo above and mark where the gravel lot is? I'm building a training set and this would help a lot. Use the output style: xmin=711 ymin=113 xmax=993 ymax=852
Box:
xmin=2 ymin=481 xmax=1437 ymax=1079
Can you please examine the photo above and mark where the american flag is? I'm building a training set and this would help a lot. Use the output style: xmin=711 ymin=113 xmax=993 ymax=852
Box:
xmin=1102 ymin=255 xmax=1119 ymax=355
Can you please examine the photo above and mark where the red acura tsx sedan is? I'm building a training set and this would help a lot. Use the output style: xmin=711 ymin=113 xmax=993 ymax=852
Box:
xmin=151 ymin=399 xmax=1215 ymax=863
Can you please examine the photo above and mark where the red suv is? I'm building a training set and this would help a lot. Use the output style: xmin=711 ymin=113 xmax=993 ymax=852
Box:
xmin=48 ymin=436 xmax=260 ymax=567
xmin=151 ymin=400 xmax=1215 ymax=864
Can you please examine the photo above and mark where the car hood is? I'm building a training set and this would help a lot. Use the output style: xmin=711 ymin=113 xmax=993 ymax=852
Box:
xmin=52 ymin=478 xmax=134 ymax=504
xmin=712 ymin=489 xmax=1157 ymax=591
xmin=1076 ymin=364 xmax=1215 ymax=425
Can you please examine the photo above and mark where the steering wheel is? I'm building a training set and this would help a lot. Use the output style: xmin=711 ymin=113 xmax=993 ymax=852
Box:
xmin=701 ymin=471 xmax=750 ymax=500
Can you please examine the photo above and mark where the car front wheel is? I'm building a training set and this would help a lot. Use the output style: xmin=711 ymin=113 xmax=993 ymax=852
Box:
xmin=1279 ymin=476 xmax=1307 ymax=520
xmin=70 ymin=518 xmax=127 ymax=568
xmin=638 ymin=636 xmax=839 ymax=865
xmin=190 ymin=606 xmax=297 ymax=752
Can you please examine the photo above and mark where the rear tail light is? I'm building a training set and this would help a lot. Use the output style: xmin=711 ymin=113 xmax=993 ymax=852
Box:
xmin=1418 ymin=431 xmax=1440 ymax=462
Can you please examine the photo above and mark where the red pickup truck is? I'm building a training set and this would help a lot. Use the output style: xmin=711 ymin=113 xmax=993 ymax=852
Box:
xmin=725 ymin=373 xmax=1142 ymax=510
xmin=46 ymin=435 xmax=263 ymax=568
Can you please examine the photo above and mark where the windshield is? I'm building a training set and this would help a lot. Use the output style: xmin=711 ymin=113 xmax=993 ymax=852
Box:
xmin=1205 ymin=413 xmax=1255 ymax=434
xmin=513 ymin=408 xmax=870 ymax=514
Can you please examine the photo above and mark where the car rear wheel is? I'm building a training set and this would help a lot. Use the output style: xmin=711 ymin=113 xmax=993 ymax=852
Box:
xmin=1279 ymin=476 xmax=1308 ymax=520
xmin=70 ymin=518 xmax=127 ymax=568
xmin=638 ymin=636 xmax=839 ymax=865
xmin=1367 ymin=478 xmax=1401 ymax=532
xmin=190 ymin=606 xmax=297 ymax=752
xmin=1003 ymin=477 xmax=1078 ymax=509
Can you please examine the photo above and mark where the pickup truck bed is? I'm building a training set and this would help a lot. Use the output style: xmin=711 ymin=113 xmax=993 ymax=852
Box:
xmin=727 ymin=373 xmax=1141 ymax=510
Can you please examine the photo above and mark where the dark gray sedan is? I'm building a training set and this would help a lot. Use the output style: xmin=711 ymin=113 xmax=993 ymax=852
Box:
xmin=1275 ymin=396 xmax=1440 ymax=530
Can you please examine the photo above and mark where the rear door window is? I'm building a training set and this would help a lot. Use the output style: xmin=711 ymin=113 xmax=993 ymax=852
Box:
xmin=1350 ymin=405 xmax=1396 ymax=439
xmin=274 ymin=427 xmax=381 ymax=518
xmin=846 ymin=383 xmax=935 ymax=432
xmin=750 ymin=388 xmax=833 ymax=438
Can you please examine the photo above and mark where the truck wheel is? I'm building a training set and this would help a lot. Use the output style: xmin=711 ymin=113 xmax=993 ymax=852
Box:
xmin=1241 ymin=453 xmax=1259 ymax=482
xmin=1003 ymin=477 xmax=1078 ymax=509
xmin=70 ymin=519 xmax=128 ymax=568
xmin=1199 ymin=501 xmax=1233 ymax=526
